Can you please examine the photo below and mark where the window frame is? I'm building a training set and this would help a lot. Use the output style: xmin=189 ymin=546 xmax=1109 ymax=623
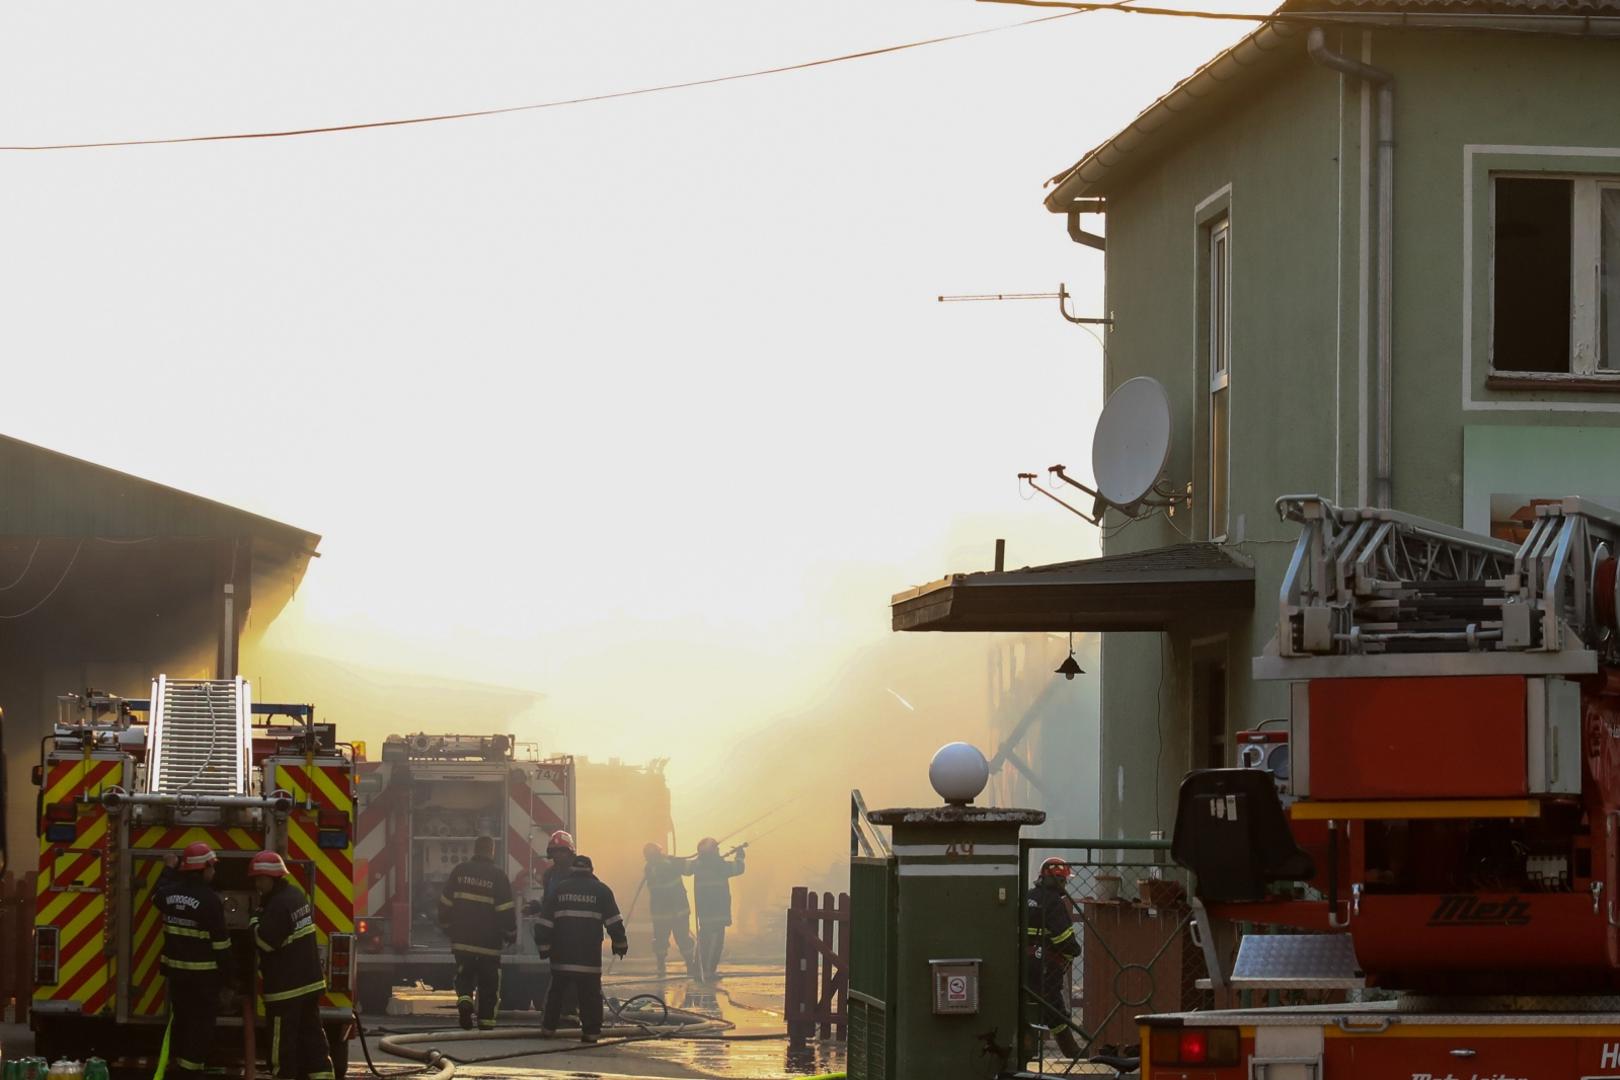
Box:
xmin=1489 ymin=171 xmax=1620 ymax=384
xmin=1207 ymin=218 xmax=1232 ymax=542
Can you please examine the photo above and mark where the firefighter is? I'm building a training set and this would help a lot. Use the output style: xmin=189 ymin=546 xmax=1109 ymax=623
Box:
xmin=154 ymin=841 xmax=230 ymax=1080
xmin=685 ymin=837 xmax=744 ymax=985
xmin=249 ymin=851 xmax=336 ymax=1080
xmin=642 ymin=842 xmax=696 ymax=980
xmin=1024 ymin=857 xmax=1082 ymax=1062
xmin=535 ymin=854 xmax=627 ymax=1043
xmin=438 ymin=834 xmax=517 ymax=1030
xmin=526 ymin=829 xmax=577 ymax=1022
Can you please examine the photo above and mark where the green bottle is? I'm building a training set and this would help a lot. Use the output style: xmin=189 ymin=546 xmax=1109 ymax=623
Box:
xmin=81 ymin=1061 xmax=107 ymax=1080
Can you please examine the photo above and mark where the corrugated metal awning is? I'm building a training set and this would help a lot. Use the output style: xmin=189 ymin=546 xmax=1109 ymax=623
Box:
xmin=891 ymin=543 xmax=1254 ymax=632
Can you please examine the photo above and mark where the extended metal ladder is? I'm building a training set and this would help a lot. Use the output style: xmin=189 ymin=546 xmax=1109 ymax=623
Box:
xmin=1257 ymin=495 xmax=1620 ymax=678
xmin=144 ymin=676 xmax=252 ymax=796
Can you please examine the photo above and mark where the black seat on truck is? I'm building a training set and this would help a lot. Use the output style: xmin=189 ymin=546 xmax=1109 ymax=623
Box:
xmin=1171 ymin=769 xmax=1315 ymax=902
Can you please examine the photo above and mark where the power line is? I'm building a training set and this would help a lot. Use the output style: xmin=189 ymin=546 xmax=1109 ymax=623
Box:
xmin=0 ymin=541 xmax=83 ymax=619
xmin=0 ymin=9 xmax=1099 ymax=153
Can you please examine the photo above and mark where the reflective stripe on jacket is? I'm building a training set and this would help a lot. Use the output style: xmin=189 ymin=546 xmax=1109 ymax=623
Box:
xmin=685 ymin=852 xmax=744 ymax=926
xmin=535 ymin=866 xmax=627 ymax=974
xmin=644 ymin=856 xmax=690 ymax=918
xmin=1025 ymin=880 xmax=1079 ymax=966
xmin=437 ymin=856 xmax=517 ymax=955
xmin=154 ymin=867 xmax=230 ymax=973
xmin=255 ymin=879 xmax=326 ymax=1002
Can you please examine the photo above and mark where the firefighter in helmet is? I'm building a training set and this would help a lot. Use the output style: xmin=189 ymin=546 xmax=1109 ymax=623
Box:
xmin=684 ymin=837 xmax=744 ymax=985
xmin=526 ymin=829 xmax=577 ymax=1022
xmin=249 ymin=850 xmax=336 ymax=1080
xmin=438 ymin=835 xmax=517 ymax=1030
xmin=535 ymin=854 xmax=627 ymax=1043
xmin=642 ymin=841 xmax=696 ymax=980
xmin=1024 ymin=857 xmax=1082 ymax=1062
xmin=154 ymin=841 xmax=229 ymax=1080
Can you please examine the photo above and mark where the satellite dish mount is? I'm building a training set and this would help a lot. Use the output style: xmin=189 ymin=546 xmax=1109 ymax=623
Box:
xmin=1020 ymin=376 xmax=1189 ymax=527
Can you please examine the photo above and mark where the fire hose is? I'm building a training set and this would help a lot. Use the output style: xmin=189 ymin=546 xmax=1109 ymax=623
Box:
xmin=357 ymin=996 xmax=735 ymax=1079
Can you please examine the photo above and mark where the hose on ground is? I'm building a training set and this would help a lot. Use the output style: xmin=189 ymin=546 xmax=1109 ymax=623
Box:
xmin=372 ymin=1014 xmax=736 ymax=1074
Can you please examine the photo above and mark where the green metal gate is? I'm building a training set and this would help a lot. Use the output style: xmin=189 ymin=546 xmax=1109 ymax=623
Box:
xmin=847 ymin=854 xmax=896 ymax=1080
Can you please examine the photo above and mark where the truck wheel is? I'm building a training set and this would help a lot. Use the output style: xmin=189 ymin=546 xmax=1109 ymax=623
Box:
xmin=357 ymin=970 xmax=393 ymax=1015
xmin=326 ymin=1023 xmax=350 ymax=1077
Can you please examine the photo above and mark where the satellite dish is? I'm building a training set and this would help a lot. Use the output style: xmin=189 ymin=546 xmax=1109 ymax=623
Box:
xmin=1091 ymin=377 xmax=1172 ymax=510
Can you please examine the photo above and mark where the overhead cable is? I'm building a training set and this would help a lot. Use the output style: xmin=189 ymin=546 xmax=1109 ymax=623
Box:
xmin=0 ymin=10 xmax=1097 ymax=153
xmin=0 ymin=541 xmax=83 ymax=619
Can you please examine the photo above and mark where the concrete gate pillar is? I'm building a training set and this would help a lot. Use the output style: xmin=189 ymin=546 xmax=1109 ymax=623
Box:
xmin=868 ymin=771 xmax=1044 ymax=1077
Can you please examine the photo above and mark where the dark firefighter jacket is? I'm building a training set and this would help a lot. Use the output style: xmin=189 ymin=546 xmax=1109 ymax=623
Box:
xmin=539 ymin=851 xmax=574 ymax=905
xmin=644 ymin=856 xmax=691 ymax=918
xmin=254 ymin=879 xmax=326 ymax=1003
xmin=1024 ymin=879 xmax=1080 ymax=967
xmin=535 ymin=865 xmax=627 ymax=975
xmin=154 ymin=867 xmax=231 ymax=974
xmin=437 ymin=855 xmax=517 ymax=956
xmin=686 ymin=852 xmax=745 ymax=927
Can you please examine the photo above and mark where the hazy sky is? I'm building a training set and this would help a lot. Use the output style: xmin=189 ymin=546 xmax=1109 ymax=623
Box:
xmin=0 ymin=1 xmax=1258 ymax=773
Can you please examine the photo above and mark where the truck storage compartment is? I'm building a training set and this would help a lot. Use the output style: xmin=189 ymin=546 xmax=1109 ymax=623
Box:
xmin=409 ymin=776 xmax=506 ymax=948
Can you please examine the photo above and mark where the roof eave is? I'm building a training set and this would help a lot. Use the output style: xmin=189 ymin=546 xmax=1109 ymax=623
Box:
xmin=1044 ymin=21 xmax=1301 ymax=209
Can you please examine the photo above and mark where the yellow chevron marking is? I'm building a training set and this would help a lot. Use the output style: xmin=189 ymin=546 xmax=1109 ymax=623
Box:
xmin=73 ymin=963 xmax=109 ymax=1011
xmin=289 ymin=820 xmax=356 ymax=907
xmin=310 ymin=877 xmax=349 ymax=934
xmin=55 ymin=925 xmax=106 ymax=990
xmin=276 ymin=765 xmax=307 ymax=806
xmin=309 ymin=766 xmax=352 ymax=813
xmin=229 ymin=828 xmax=257 ymax=850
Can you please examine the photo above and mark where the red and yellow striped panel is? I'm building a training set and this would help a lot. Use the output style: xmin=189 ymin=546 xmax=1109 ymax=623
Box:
xmin=129 ymin=859 xmax=169 ymax=1018
xmin=34 ymin=755 xmax=125 ymax=1018
xmin=130 ymin=825 xmax=262 ymax=852
xmin=274 ymin=761 xmax=355 ymax=1012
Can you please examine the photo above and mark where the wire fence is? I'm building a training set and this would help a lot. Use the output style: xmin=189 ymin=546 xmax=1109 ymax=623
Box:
xmin=1018 ymin=839 xmax=1205 ymax=1065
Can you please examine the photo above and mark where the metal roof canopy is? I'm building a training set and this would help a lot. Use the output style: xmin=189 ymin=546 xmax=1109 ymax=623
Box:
xmin=890 ymin=543 xmax=1254 ymax=633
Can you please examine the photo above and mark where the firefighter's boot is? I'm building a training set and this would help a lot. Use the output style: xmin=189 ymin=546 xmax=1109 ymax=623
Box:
xmin=1054 ymin=1027 xmax=1083 ymax=1060
xmin=458 ymin=996 xmax=475 ymax=1031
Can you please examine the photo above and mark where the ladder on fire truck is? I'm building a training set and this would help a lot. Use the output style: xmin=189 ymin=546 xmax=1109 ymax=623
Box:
xmin=1253 ymin=494 xmax=1620 ymax=680
xmin=144 ymin=676 xmax=252 ymax=796
xmin=1201 ymin=493 xmax=1620 ymax=992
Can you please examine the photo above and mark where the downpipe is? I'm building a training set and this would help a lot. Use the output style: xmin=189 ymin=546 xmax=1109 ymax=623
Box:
xmin=1308 ymin=27 xmax=1395 ymax=509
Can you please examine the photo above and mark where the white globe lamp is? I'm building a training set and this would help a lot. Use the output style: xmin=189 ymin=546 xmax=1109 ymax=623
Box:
xmin=929 ymin=742 xmax=990 ymax=806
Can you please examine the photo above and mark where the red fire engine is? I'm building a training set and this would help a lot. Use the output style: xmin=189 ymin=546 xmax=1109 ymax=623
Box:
xmin=1150 ymin=496 xmax=1620 ymax=1077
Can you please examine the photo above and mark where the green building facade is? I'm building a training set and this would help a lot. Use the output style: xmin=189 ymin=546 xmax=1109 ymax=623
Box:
xmin=1045 ymin=5 xmax=1620 ymax=838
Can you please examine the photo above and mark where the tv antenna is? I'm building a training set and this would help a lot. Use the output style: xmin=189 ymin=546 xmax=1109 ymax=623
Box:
xmin=935 ymin=283 xmax=1112 ymax=328
xmin=1019 ymin=376 xmax=1189 ymax=527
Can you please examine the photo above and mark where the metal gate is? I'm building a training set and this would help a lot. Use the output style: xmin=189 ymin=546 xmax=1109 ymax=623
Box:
xmin=1017 ymin=838 xmax=1205 ymax=1059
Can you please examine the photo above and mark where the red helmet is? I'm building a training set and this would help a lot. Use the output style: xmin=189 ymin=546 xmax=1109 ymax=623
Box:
xmin=181 ymin=841 xmax=217 ymax=871
xmin=548 ymin=830 xmax=574 ymax=851
xmin=643 ymin=842 xmax=663 ymax=859
xmin=248 ymin=851 xmax=289 ymax=879
xmin=1039 ymin=857 xmax=1072 ymax=882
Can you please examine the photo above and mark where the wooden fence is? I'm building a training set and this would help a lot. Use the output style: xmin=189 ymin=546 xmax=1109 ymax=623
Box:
xmin=785 ymin=886 xmax=848 ymax=1046
xmin=0 ymin=872 xmax=35 ymax=1023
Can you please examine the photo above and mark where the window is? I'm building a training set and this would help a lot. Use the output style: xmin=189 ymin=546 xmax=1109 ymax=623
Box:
xmin=1492 ymin=175 xmax=1620 ymax=377
xmin=1207 ymin=219 xmax=1231 ymax=538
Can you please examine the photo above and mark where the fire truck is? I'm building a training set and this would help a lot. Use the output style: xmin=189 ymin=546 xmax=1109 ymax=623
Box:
xmin=29 ymin=677 xmax=357 ymax=1073
xmin=353 ymin=732 xmax=574 ymax=1013
xmin=1144 ymin=496 xmax=1620 ymax=1078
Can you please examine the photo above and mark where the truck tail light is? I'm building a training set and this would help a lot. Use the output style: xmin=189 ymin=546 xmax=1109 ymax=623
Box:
xmin=35 ymin=926 xmax=60 ymax=985
xmin=44 ymin=803 xmax=77 ymax=843
xmin=317 ymin=809 xmax=350 ymax=850
xmin=327 ymin=933 xmax=355 ymax=994
xmin=357 ymin=918 xmax=387 ymax=953
xmin=1150 ymin=1026 xmax=1240 ymax=1067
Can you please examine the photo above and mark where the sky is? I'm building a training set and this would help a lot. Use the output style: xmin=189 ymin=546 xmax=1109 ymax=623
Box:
xmin=0 ymin=1 xmax=1262 ymax=851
